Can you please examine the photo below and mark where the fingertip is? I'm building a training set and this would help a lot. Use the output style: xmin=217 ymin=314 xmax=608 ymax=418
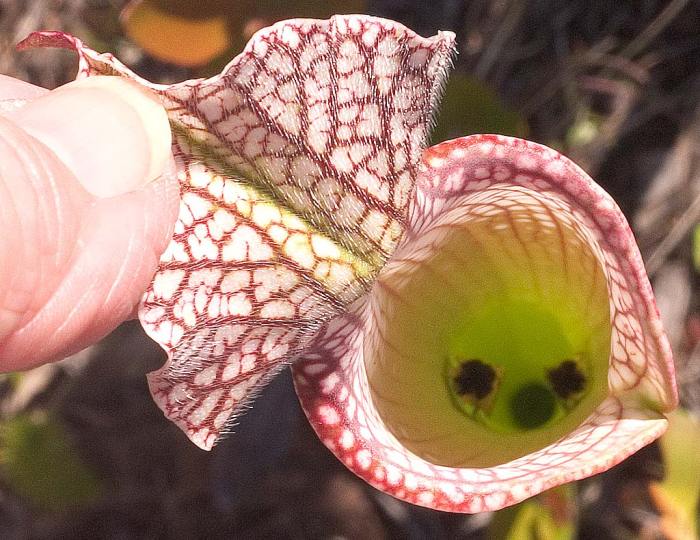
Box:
xmin=14 ymin=75 xmax=172 ymax=198
xmin=0 ymin=74 xmax=48 ymax=101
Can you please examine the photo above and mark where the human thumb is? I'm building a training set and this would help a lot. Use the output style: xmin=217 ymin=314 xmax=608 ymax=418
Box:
xmin=0 ymin=76 xmax=179 ymax=371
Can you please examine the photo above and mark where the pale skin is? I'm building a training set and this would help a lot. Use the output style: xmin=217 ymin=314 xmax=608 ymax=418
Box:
xmin=0 ymin=74 xmax=179 ymax=371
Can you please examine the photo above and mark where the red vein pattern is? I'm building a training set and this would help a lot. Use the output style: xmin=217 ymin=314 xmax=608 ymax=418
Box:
xmin=292 ymin=135 xmax=676 ymax=512
xmin=20 ymin=16 xmax=455 ymax=449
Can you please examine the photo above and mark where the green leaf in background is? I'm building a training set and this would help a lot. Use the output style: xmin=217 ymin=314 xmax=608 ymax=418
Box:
xmin=566 ymin=111 xmax=604 ymax=149
xmin=0 ymin=413 xmax=101 ymax=511
xmin=431 ymin=73 xmax=528 ymax=145
xmin=0 ymin=371 xmax=23 ymax=389
xmin=692 ymin=224 xmax=700 ymax=272
xmin=488 ymin=485 xmax=574 ymax=540
xmin=652 ymin=408 xmax=700 ymax=539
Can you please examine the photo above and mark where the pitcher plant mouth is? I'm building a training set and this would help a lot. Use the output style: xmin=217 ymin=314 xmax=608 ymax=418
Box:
xmin=366 ymin=181 xmax=611 ymax=467
xmin=293 ymin=135 xmax=676 ymax=512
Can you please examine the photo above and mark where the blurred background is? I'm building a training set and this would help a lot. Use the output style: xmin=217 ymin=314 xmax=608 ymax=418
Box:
xmin=1 ymin=1 xmax=700 ymax=538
